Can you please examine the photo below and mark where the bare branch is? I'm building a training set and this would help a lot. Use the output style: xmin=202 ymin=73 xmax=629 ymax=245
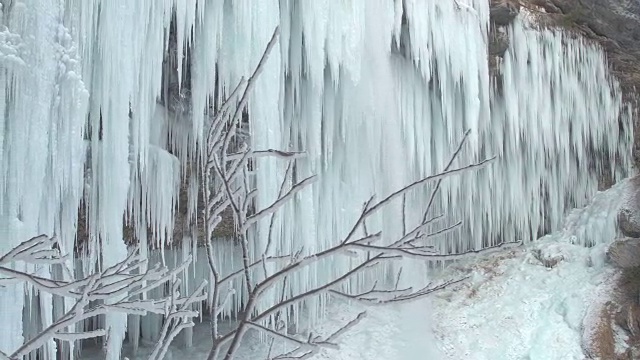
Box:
xmin=365 ymin=156 xmax=495 ymax=220
xmin=267 ymin=312 xmax=366 ymax=360
xmin=227 ymin=149 xmax=307 ymax=162
xmin=0 ymin=235 xmax=208 ymax=359
xmin=149 ymin=279 xmax=208 ymax=360
xmin=421 ymin=129 xmax=471 ymax=223
xmin=241 ymin=174 xmax=317 ymax=233
xmin=265 ymin=161 xmax=294 ymax=255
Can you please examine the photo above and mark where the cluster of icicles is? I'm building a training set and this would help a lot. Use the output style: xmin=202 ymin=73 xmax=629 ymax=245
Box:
xmin=0 ymin=0 xmax=633 ymax=358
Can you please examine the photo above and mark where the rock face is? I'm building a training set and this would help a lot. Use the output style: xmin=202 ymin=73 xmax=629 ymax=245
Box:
xmin=488 ymin=0 xmax=521 ymax=91
xmin=489 ymin=27 xmax=510 ymax=57
xmin=490 ymin=0 xmax=520 ymax=26
xmin=489 ymin=0 xmax=520 ymax=58
xmin=619 ymin=209 xmax=640 ymax=238
xmin=609 ymin=176 xmax=640 ymax=268
xmin=618 ymin=175 xmax=640 ymax=237
xmin=608 ymin=238 xmax=640 ymax=268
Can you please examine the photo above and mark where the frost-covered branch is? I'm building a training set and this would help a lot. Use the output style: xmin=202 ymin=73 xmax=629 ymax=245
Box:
xmin=196 ymin=20 xmax=507 ymax=360
xmin=267 ymin=312 xmax=366 ymax=360
xmin=149 ymin=278 xmax=208 ymax=360
xmin=199 ymin=121 xmax=507 ymax=359
xmin=0 ymin=235 xmax=207 ymax=359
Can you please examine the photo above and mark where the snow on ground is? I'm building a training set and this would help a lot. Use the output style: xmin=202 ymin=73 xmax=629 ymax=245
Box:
xmin=83 ymin=239 xmax=618 ymax=360
xmin=430 ymin=238 xmax=616 ymax=360
xmin=82 ymin=297 xmax=445 ymax=359
xmin=425 ymin=182 xmax=627 ymax=360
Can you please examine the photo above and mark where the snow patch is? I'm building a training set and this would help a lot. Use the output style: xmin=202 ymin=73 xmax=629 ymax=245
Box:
xmin=432 ymin=237 xmax=616 ymax=360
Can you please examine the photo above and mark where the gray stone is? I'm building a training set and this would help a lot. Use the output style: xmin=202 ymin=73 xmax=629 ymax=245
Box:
xmin=490 ymin=0 xmax=520 ymax=26
xmin=532 ymin=250 xmax=564 ymax=268
xmin=618 ymin=175 xmax=640 ymax=238
xmin=619 ymin=209 xmax=640 ymax=238
xmin=489 ymin=26 xmax=510 ymax=58
xmin=607 ymin=238 xmax=640 ymax=268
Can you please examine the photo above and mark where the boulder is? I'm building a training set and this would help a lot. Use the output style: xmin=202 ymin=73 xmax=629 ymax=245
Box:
xmin=607 ymin=238 xmax=640 ymax=268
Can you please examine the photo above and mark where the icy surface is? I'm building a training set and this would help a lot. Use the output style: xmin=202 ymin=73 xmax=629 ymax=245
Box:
xmin=81 ymin=240 xmax=617 ymax=360
xmin=431 ymin=239 xmax=614 ymax=360
xmin=0 ymin=0 xmax=634 ymax=358
xmin=430 ymin=179 xmax=626 ymax=359
xmin=82 ymin=303 xmax=444 ymax=360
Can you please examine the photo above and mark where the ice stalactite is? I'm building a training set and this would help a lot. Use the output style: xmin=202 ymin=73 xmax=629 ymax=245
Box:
xmin=0 ymin=0 xmax=89 ymax=357
xmin=489 ymin=19 xmax=633 ymax=248
xmin=0 ymin=0 xmax=634 ymax=358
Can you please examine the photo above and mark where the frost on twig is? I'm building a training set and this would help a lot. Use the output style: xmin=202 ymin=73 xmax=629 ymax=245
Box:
xmin=202 ymin=89 xmax=510 ymax=358
xmin=260 ymin=311 xmax=367 ymax=360
xmin=0 ymin=235 xmax=207 ymax=359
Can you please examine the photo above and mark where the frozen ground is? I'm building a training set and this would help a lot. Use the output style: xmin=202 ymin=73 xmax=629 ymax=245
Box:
xmin=82 ymin=182 xmax=626 ymax=359
xmin=425 ymin=182 xmax=625 ymax=360
xmin=82 ymin=299 xmax=445 ymax=359
xmin=431 ymin=238 xmax=615 ymax=359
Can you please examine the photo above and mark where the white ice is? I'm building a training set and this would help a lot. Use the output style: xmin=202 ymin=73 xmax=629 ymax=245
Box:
xmin=0 ymin=0 xmax=634 ymax=358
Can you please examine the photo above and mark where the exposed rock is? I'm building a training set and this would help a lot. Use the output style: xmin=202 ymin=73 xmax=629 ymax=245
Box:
xmin=489 ymin=26 xmax=510 ymax=57
xmin=618 ymin=175 xmax=640 ymax=237
xmin=528 ymin=0 xmax=561 ymax=14
xmin=615 ymin=302 xmax=640 ymax=336
xmin=619 ymin=209 xmax=640 ymax=238
xmin=608 ymin=238 xmax=640 ymax=269
xmin=583 ymin=302 xmax=617 ymax=360
xmin=582 ymin=267 xmax=640 ymax=359
xmin=490 ymin=0 xmax=520 ymax=26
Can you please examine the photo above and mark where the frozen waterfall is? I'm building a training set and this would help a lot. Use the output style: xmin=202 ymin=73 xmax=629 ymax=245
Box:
xmin=0 ymin=0 xmax=633 ymax=359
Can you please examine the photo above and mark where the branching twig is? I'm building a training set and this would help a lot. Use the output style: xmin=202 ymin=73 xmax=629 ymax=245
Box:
xmin=0 ymin=235 xmax=208 ymax=359
xmin=195 ymin=18 xmax=503 ymax=360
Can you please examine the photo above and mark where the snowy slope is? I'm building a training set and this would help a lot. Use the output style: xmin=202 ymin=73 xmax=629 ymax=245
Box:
xmin=428 ymin=180 xmax=627 ymax=360
xmin=431 ymin=240 xmax=615 ymax=360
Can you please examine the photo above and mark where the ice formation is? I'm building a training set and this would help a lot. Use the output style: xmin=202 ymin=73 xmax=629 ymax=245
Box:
xmin=0 ymin=0 xmax=633 ymax=358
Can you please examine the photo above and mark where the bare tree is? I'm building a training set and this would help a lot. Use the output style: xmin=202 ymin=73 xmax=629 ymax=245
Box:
xmin=0 ymin=234 xmax=206 ymax=360
xmin=199 ymin=26 xmax=520 ymax=360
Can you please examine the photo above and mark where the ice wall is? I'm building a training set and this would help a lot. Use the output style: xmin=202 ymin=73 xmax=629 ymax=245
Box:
xmin=0 ymin=0 xmax=633 ymax=358
xmin=0 ymin=0 xmax=89 ymax=357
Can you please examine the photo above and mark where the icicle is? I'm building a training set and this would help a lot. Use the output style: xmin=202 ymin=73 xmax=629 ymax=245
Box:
xmin=0 ymin=1 xmax=634 ymax=357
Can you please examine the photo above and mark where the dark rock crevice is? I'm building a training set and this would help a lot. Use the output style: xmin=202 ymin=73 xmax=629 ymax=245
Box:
xmin=491 ymin=0 xmax=521 ymax=26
